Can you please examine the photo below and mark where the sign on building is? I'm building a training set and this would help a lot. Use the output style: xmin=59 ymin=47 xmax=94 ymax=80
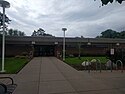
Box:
xmin=110 ymin=49 xmax=114 ymax=55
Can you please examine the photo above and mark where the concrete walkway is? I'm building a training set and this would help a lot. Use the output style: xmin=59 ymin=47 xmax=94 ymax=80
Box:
xmin=10 ymin=57 xmax=125 ymax=94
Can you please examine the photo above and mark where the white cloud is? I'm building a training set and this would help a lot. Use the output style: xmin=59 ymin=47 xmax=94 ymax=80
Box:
xmin=2 ymin=0 xmax=125 ymax=37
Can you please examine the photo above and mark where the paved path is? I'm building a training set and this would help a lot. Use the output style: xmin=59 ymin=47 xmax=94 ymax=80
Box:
xmin=10 ymin=57 xmax=125 ymax=94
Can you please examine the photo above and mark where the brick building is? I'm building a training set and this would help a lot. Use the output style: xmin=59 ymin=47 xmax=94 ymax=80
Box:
xmin=0 ymin=36 xmax=125 ymax=57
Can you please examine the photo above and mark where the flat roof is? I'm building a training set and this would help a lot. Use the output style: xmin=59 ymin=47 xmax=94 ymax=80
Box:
xmin=0 ymin=36 xmax=125 ymax=45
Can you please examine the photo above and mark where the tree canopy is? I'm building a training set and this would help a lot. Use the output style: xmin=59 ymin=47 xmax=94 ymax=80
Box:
xmin=0 ymin=12 xmax=11 ymax=28
xmin=96 ymin=29 xmax=125 ymax=39
xmin=0 ymin=28 xmax=25 ymax=36
xmin=95 ymin=0 xmax=125 ymax=5
xmin=31 ymin=28 xmax=53 ymax=37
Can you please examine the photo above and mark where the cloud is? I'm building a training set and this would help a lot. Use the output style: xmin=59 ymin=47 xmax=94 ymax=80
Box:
xmin=2 ymin=0 xmax=125 ymax=37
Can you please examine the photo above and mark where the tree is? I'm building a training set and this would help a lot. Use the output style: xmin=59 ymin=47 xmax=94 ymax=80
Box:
xmin=0 ymin=30 xmax=7 ymax=36
xmin=31 ymin=28 xmax=53 ymax=37
xmin=97 ymin=29 xmax=125 ymax=39
xmin=31 ymin=28 xmax=45 ymax=36
xmin=94 ymin=0 xmax=125 ymax=6
xmin=7 ymin=28 xmax=25 ymax=36
xmin=13 ymin=29 xmax=18 ymax=36
xmin=37 ymin=28 xmax=45 ymax=36
xmin=119 ymin=31 xmax=125 ymax=39
xmin=32 ymin=30 xmax=37 ymax=36
xmin=100 ymin=29 xmax=118 ymax=38
xmin=8 ymin=28 xmax=13 ymax=36
xmin=19 ymin=31 xmax=25 ymax=36
xmin=0 ymin=12 xmax=11 ymax=29
xmin=0 ymin=12 xmax=11 ymax=36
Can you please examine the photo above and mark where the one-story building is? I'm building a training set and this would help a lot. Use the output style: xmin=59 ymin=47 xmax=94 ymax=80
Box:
xmin=0 ymin=35 xmax=125 ymax=58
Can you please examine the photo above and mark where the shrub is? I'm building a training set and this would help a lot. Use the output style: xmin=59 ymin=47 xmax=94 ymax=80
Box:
xmin=21 ymin=52 xmax=28 ymax=56
xmin=15 ymin=55 xmax=27 ymax=59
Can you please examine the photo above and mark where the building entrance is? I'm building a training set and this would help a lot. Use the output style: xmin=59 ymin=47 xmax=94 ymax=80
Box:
xmin=34 ymin=45 xmax=55 ymax=56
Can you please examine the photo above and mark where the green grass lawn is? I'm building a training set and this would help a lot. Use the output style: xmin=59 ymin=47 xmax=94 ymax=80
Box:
xmin=0 ymin=57 xmax=29 ymax=74
xmin=65 ymin=56 xmax=108 ymax=65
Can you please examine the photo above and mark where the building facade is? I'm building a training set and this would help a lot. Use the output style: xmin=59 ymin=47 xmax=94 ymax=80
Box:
xmin=0 ymin=36 xmax=125 ymax=58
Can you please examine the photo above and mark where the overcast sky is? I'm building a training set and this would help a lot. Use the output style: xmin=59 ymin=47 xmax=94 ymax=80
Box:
xmin=1 ymin=0 xmax=125 ymax=37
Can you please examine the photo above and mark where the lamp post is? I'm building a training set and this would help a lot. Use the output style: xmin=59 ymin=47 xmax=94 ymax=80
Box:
xmin=62 ymin=28 xmax=67 ymax=61
xmin=31 ymin=41 xmax=35 ymax=57
xmin=78 ymin=42 xmax=81 ymax=59
xmin=0 ymin=0 xmax=10 ymax=72
xmin=87 ymin=38 xmax=91 ymax=46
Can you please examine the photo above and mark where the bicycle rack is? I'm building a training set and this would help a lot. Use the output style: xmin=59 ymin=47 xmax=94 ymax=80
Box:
xmin=95 ymin=62 xmax=98 ymax=72
xmin=116 ymin=60 xmax=123 ymax=73
xmin=88 ymin=62 xmax=91 ymax=73
xmin=105 ymin=59 xmax=113 ymax=72
xmin=84 ymin=59 xmax=124 ymax=73
xmin=97 ymin=59 xmax=101 ymax=73
xmin=94 ymin=59 xmax=102 ymax=73
xmin=110 ymin=60 xmax=113 ymax=72
xmin=87 ymin=59 xmax=101 ymax=73
xmin=82 ymin=61 xmax=87 ymax=71
xmin=84 ymin=61 xmax=86 ymax=71
xmin=82 ymin=61 xmax=90 ymax=72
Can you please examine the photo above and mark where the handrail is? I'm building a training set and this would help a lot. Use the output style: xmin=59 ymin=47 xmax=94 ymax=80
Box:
xmin=116 ymin=60 xmax=123 ymax=73
xmin=0 ymin=77 xmax=14 ymax=85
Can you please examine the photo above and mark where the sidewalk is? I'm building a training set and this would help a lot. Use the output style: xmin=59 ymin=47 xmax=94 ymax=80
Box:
xmin=11 ymin=57 xmax=125 ymax=94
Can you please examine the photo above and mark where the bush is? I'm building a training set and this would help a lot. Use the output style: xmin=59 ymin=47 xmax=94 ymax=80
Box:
xmin=21 ymin=52 xmax=28 ymax=56
xmin=69 ymin=54 xmax=74 ymax=58
xmin=15 ymin=55 xmax=28 ymax=59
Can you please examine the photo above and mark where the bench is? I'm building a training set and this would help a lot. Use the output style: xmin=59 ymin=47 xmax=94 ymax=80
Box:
xmin=0 ymin=77 xmax=17 ymax=94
